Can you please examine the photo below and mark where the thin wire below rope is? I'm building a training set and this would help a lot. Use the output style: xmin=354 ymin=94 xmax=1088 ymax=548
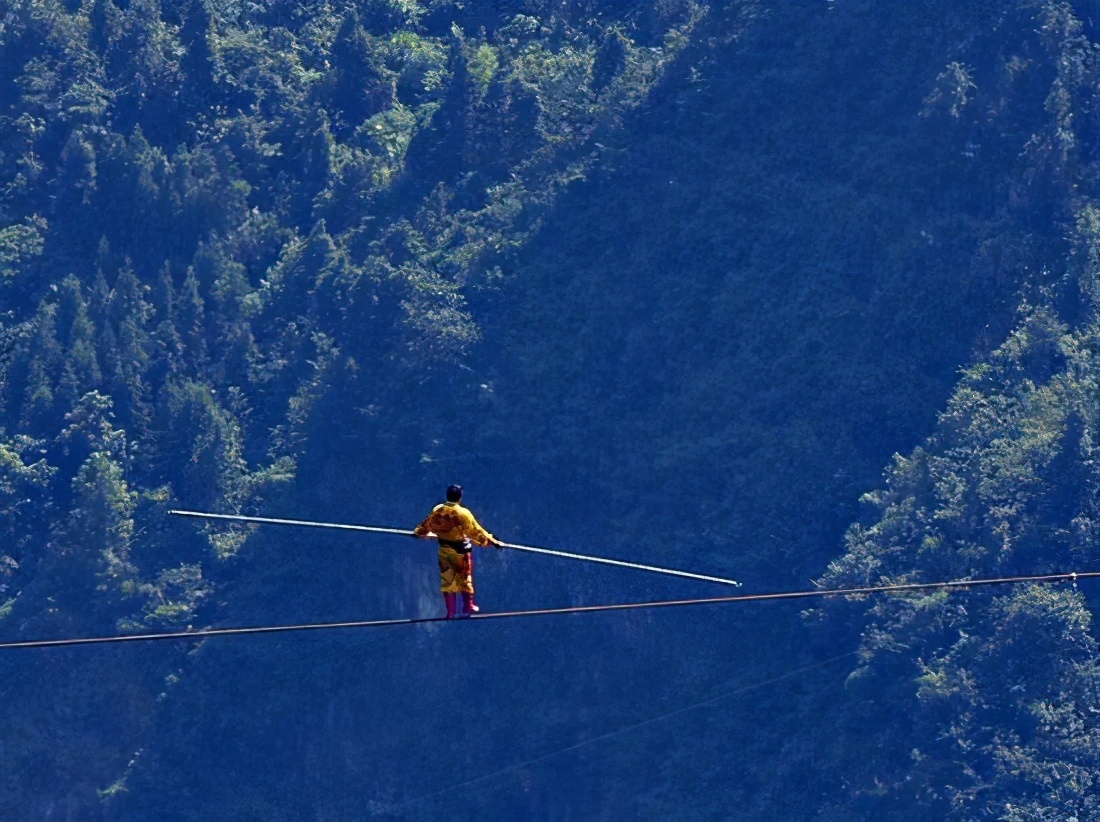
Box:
xmin=395 ymin=649 xmax=860 ymax=811
xmin=0 ymin=571 xmax=1094 ymax=650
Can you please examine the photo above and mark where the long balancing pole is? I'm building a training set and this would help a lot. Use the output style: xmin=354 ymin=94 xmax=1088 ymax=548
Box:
xmin=167 ymin=509 xmax=742 ymax=588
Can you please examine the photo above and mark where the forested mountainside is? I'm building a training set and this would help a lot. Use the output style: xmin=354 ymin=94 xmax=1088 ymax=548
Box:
xmin=0 ymin=0 xmax=1097 ymax=819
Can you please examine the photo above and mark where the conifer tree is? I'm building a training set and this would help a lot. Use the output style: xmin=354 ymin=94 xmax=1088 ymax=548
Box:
xmin=157 ymin=379 xmax=247 ymax=511
xmin=152 ymin=263 xmax=180 ymax=347
xmin=0 ymin=433 xmax=54 ymax=574
xmin=59 ymin=130 xmax=97 ymax=205
xmin=293 ymin=112 xmax=334 ymax=225
xmin=108 ymin=264 xmax=155 ymax=437
xmin=404 ymin=33 xmax=470 ymax=183
xmin=65 ymin=449 xmax=138 ymax=616
xmin=17 ymin=301 xmax=64 ymax=431
xmin=179 ymin=0 xmax=215 ymax=106
xmin=88 ymin=0 xmax=121 ymax=53
xmin=328 ymin=11 xmax=394 ymax=135
xmin=359 ymin=0 xmax=408 ymax=36
xmin=55 ymin=275 xmax=101 ymax=408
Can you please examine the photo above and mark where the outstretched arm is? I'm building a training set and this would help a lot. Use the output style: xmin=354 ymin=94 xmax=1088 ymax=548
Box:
xmin=413 ymin=512 xmax=435 ymax=537
xmin=467 ymin=514 xmax=503 ymax=548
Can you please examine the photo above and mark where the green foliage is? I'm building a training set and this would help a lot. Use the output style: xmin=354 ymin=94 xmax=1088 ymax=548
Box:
xmin=327 ymin=11 xmax=394 ymax=135
xmin=923 ymin=61 xmax=977 ymax=118
xmin=1075 ymin=204 xmax=1100 ymax=305
xmin=388 ymin=30 xmax=449 ymax=102
xmin=0 ymin=0 xmax=1097 ymax=819
xmin=908 ymin=586 xmax=1100 ymax=818
xmin=156 ymin=378 xmax=248 ymax=511
xmin=467 ymin=42 xmax=498 ymax=93
xmin=0 ymin=216 xmax=46 ymax=281
xmin=70 ymin=449 xmax=137 ymax=580
xmin=57 ymin=390 xmax=128 ymax=464
xmin=591 ymin=26 xmax=627 ymax=92
xmin=0 ymin=435 xmax=53 ymax=495
xmin=130 ymin=562 xmax=211 ymax=628
xmin=0 ymin=433 xmax=55 ymax=579
xmin=819 ymin=200 xmax=1100 ymax=819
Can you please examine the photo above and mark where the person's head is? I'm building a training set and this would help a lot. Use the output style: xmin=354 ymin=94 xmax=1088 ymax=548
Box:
xmin=446 ymin=484 xmax=463 ymax=502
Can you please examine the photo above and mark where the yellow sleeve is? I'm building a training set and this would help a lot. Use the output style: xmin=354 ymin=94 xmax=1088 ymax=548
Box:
xmin=463 ymin=511 xmax=495 ymax=546
xmin=413 ymin=505 xmax=442 ymax=536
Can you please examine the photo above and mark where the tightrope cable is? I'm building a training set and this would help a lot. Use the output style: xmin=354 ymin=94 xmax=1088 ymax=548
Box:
xmin=0 ymin=571 xmax=1095 ymax=650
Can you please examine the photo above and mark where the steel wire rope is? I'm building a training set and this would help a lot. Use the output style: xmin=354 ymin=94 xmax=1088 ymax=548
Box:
xmin=0 ymin=571 xmax=1095 ymax=650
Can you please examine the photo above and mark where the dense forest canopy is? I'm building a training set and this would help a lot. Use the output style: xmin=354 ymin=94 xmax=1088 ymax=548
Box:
xmin=0 ymin=0 xmax=1098 ymax=819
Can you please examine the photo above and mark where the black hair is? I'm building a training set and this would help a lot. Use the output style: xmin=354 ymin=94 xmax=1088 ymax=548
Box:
xmin=446 ymin=484 xmax=463 ymax=502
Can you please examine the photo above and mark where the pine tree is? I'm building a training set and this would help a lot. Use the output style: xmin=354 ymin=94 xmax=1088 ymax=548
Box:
xmin=177 ymin=266 xmax=208 ymax=368
xmin=257 ymin=220 xmax=339 ymax=322
xmin=55 ymin=275 xmax=101 ymax=408
xmin=359 ymin=0 xmax=408 ymax=36
xmin=88 ymin=0 xmax=123 ymax=65
xmin=65 ymin=449 xmax=138 ymax=618
xmin=108 ymin=264 xmax=155 ymax=438
xmin=328 ymin=11 xmax=394 ymax=134
xmin=18 ymin=301 xmax=64 ymax=431
xmin=179 ymin=0 xmax=215 ymax=107
xmin=156 ymin=378 xmax=247 ymax=511
xmin=59 ymin=130 xmax=97 ymax=205
xmin=150 ymin=263 xmax=185 ymax=377
xmin=404 ymin=32 xmax=470 ymax=183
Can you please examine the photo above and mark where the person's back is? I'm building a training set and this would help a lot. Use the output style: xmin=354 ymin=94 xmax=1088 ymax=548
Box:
xmin=414 ymin=485 xmax=502 ymax=618
xmin=416 ymin=501 xmax=493 ymax=546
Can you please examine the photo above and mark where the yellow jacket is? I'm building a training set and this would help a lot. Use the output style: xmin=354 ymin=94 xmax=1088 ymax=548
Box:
xmin=414 ymin=501 xmax=496 ymax=546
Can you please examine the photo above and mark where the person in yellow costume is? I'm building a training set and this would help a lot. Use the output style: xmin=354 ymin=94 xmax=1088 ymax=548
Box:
xmin=414 ymin=484 xmax=503 ymax=618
